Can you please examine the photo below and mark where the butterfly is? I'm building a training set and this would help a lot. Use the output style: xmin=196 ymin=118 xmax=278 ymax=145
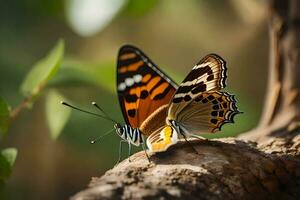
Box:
xmin=116 ymin=45 xmax=241 ymax=153
xmin=114 ymin=45 xmax=178 ymax=159
xmin=62 ymin=45 xmax=240 ymax=162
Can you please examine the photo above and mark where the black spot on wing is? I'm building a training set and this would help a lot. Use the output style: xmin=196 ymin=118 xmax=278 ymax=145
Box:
xmin=140 ymin=90 xmax=148 ymax=99
xmin=128 ymin=109 xmax=136 ymax=118
xmin=202 ymin=98 xmax=208 ymax=103
xmin=211 ymin=119 xmax=218 ymax=124
xmin=173 ymin=97 xmax=183 ymax=103
xmin=191 ymin=83 xmax=206 ymax=94
xmin=211 ymin=111 xmax=218 ymax=117
xmin=183 ymin=95 xmax=192 ymax=101
xmin=194 ymin=95 xmax=203 ymax=102
xmin=219 ymin=110 xmax=224 ymax=117
xmin=125 ymin=94 xmax=138 ymax=103
xmin=176 ymin=85 xmax=193 ymax=94
xmin=207 ymin=95 xmax=215 ymax=100
xmin=207 ymin=74 xmax=214 ymax=81
xmin=213 ymin=105 xmax=219 ymax=110
xmin=183 ymin=66 xmax=212 ymax=82
xmin=212 ymin=100 xmax=218 ymax=104
xmin=175 ymin=81 xmax=206 ymax=97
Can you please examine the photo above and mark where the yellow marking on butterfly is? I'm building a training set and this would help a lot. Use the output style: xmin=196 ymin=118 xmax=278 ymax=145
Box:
xmin=151 ymin=126 xmax=175 ymax=152
xmin=119 ymin=53 xmax=136 ymax=60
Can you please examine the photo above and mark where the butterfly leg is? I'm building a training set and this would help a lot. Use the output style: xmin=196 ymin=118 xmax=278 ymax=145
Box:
xmin=128 ymin=142 xmax=132 ymax=162
xmin=190 ymin=134 xmax=207 ymax=140
xmin=116 ymin=140 xmax=127 ymax=165
xmin=179 ymin=132 xmax=200 ymax=155
xmin=141 ymin=136 xmax=151 ymax=163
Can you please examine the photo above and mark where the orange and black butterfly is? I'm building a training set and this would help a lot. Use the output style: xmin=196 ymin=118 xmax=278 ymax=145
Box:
xmin=116 ymin=45 xmax=241 ymax=153
xmin=62 ymin=45 xmax=241 ymax=161
xmin=114 ymin=45 xmax=178 ymax=158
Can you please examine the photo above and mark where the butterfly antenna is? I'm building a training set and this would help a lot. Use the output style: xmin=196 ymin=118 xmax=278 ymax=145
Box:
xmin=90 ymin=128 xmax=115 ymax=144
xmin=91 ymin=101 xmax=118 ymax=124
xmin=61 ymin=101 xmax=114 ymax=123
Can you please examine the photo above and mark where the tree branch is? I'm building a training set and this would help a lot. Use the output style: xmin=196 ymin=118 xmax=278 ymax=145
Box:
xmin=72 ymin=138 xmax=300 ymax=200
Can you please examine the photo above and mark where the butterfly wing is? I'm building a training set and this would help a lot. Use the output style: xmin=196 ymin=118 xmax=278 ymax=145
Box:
xmin=146 ymin=125 xmax=178 ymax=152
xmin=146 ymin=54 xmax=239 ymax=152
xmin=175 ymin=91 xmax=241 ymax=134
xmin=168 ymin=54 xmax=240 ymax=135
xmin=117 ymin=45 xmax=178 ymax=129
xmin=168 ymin=54 xmax=227 ymax=121
xmin=145 ymin=91 xmax=240 ymax=152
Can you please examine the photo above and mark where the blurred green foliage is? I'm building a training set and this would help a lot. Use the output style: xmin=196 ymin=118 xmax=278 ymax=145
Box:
xmin=0 ymin=38 xmax=64 ymax=194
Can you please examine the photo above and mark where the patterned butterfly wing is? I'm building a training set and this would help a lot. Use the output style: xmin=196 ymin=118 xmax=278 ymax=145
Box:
xmin=146 ymin=54 xmax=240 ymax=152
xmin=168 ymin=54 xmax=227 ymax=120
xmin=175 ymin=91 xmax=241 ymax=134
xmin=146 ymin=125 xmax=178 ymax=152
xmin=117 ymin=45 xmax=178 ymax=130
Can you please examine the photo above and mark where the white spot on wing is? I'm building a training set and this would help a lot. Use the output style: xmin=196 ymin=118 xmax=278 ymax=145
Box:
xmin=118 ymin=83 xmax=126 ymax=91
xmin=125 ymin=78 xmax=134 ymax=86
xmin=133 ymin=74 xmax=142 ymax=83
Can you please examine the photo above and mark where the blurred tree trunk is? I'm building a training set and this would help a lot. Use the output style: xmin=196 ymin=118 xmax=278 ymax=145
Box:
xmin=71 ymin=1 xmax=300 ymax=199
xmin=242 ymin=0 xmax=300 ymax=142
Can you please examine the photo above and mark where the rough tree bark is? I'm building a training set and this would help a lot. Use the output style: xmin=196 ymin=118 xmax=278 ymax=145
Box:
xmin=71 ymin=1 xmax=300 ymax=199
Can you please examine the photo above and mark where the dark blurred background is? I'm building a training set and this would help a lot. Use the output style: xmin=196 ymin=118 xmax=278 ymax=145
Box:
xmin=0 ymin=0 xmax=268 ymax=199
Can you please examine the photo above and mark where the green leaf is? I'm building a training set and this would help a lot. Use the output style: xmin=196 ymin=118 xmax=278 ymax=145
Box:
xmin=46 ymin=90 xmax=71 ymax=139
xmin=0 ymin=97 xmax=10 ymax=137
xmin=20 ymin=39 xmax=64 ymax=97
xmin=0 ymin=148 xmax=17 ymax=180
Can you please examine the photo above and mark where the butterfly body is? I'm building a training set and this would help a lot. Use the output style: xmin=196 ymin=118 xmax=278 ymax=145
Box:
xmin=114 ymin=123 xmax=143 ymax=146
